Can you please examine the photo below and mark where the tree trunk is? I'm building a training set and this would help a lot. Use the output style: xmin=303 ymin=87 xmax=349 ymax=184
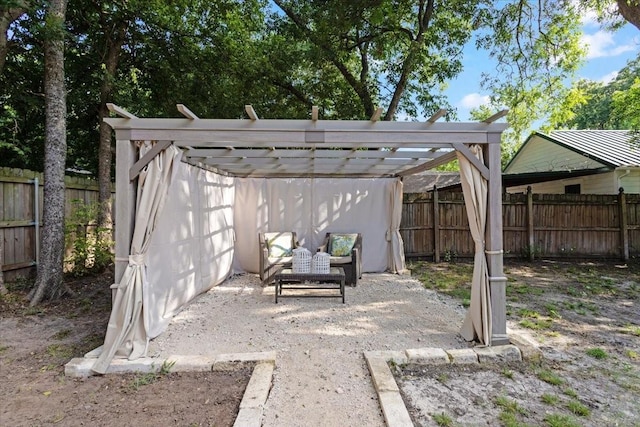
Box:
xmin=617 ymin=0 xmax=640 ymax=31
xmin=0 ymin=2 xmax=29 ymax=75
xmin=30 ymin=0 xmax=68 ymax=306
xmin=97 ymin=21 xmax=127 ymax=230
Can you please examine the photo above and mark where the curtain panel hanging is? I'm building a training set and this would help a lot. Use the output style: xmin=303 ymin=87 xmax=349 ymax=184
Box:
xmin=457 ymin=145 xmax=492 ymax=346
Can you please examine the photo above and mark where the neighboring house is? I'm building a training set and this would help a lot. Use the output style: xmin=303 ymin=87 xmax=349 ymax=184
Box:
xmin=504 ymin=130 xmax=640 ymax=194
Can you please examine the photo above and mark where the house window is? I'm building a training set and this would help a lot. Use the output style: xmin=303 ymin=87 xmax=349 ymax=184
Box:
xmin=565 ymin=184 xmax=581 ymax=194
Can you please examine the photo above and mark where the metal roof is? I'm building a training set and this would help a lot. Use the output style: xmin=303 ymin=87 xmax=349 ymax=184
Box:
xmin=105 ymin=104 xmax=509 ymax=179
xmin=535 ymin=130 xmax=639 ymax=168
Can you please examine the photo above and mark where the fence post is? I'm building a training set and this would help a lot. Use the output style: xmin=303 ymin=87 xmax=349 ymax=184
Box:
xmin=527 ymin=186 xmax=534 ymax=261
xmin=433 ymin=186 xmax=440 ymax=262
xmin=619 ymin=187 xmax=629 ymax=262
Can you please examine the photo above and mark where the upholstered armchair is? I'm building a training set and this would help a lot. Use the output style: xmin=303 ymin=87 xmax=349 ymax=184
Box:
xmin=317 ymin=233 xmax=362 ymax=286
xmin=258 ymin=231 xmax=299 ymax=285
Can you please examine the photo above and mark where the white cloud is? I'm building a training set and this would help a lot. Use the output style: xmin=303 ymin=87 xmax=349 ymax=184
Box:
xmin=459 ymin=93 xmax=490 ymax=109
xmin=581 ymin=30 xmax=636 ymax=59
xmin=599 ymin=70 xmax=618 ymax=84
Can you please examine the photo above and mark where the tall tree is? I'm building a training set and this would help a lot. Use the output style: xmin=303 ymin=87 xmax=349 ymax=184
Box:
xmin=552 ymin=54 xmax=640 ymax=129
xmin=270 ymin=0 xmax=477 ymax=120
xmin=0 ymin=0 xmax=29 ymax=74
xmin=29 ymin=0 xmax=68 ymax=305
xmin=616 ymin=0 xmax=640 ymax=30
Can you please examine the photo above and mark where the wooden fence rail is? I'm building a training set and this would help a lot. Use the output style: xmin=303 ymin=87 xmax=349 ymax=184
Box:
xmin=0 ymin=168 xmax=113 ymax=282
xmin=401 ymin=187 xmax=639 ymax=261
xmin=2 ymin=167 xmax=638 ymax=283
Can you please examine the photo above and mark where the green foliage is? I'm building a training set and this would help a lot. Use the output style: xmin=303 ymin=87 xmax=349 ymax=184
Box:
xmin=543 ymin=413 xmax=581 ymax=427
xmin=585 ymin=347 xmax=608 ymax=359
xmin=64 ymin=200 xmax=113 ymax=276
xmin=553 ymin=54 xmax=640 ymax=131
xmin=127 ymin=360 xmax=176 ymax=392
xmin=537 ymin=369 xmax=564 ymax=386
xmin=541 ymin=393 xmax=559 ymax=405
xmin=566 ymin=400 xmax=590 ymax=417
xmin=431 ymin=412 xmax=454 ymax=427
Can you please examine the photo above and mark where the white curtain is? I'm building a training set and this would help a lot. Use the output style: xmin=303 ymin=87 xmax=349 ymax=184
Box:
xmin=457 ymin=145 xmax=492 ymax=346
xmin=93 ymin=143 xmax=181 ymax=374
xmin=388 ymin=179 xmax=406 ymax=273
xmin=232 ymin=178 xmax=396 ymax=273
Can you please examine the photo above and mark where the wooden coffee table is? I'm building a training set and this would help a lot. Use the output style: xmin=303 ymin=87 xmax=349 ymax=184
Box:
xmin=274 ymin=267 xmax=345 ymax=303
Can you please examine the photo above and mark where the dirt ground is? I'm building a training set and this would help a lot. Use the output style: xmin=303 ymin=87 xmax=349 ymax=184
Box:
xmin=399 ymin=259 xmax=640 ymax=427
xmin=0 ymin=270 xmax=251 ymax=427
xmin=1 ymin=259 xmax=639 ymax=427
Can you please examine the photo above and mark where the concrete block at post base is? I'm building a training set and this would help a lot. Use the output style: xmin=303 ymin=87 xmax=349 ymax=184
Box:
xmin=364 ymin=350 xmax=408 ymax=366
xmin=474 ymin=345 xmax=521 ymax=363
xmin=406 ymin=347 xmax=449 ymax=365
xmin=446 ymin=348 xmax=479 ymax=364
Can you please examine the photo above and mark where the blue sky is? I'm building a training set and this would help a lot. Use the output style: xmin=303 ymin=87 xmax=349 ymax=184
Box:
xmin=447 ymin=17 xmax=640 ymax=122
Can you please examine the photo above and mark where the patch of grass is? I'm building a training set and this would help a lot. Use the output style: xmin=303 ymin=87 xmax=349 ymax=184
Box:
xmin=413 ymin=261 xmax=473 ymax=306
xmin=544 ymin=413 xmax=581 ymax=427
xmin=563 ymin=388 xmax=578 ymax=398
xmin=436 ymin=373 xmax=449 ymax=384
xmin=566 ymin=400 xmax=590 ymax=417
xmin=541 ymin=393 xmax=559 ymax=405
xmin=0 ymin=345 xmax=9 ymax=354
xmin=495 ymin=396 xmax=526 ymax=414
xmin=52 ymin=329 xmax=72 ymax=340
xmin=562 ymin=300 xmax=599 ymax=315
xmin=537 ymin=369 xmax=564 ymax=386
xmin=519 ymin=318 xmax=553 ymax=330
xmin=621 ymin=324 xmax=640 ymax=337
xmin=127 ymin=360 xmax=176 ymax=391
xmin=585 ymin=347 xmax=608 ymax=359
xmin=432 ymin=412 xmax=454 ymax=427
xmin=544 ymin=303 xmax=562 ymax=319
xmin=498 ymin=410 xmax=533 ymax=427
xmin=23 ymin=306 xmax=45 ymax=316
xmin=566 ymin=287 xmax=582 ymax=297
xmin=625 ymin=349 xmax=638 ymax=360
xmin=46 ymin=343 xmax=74 ymax=360
xmin=501 ymin=367 xmax=514 ymax=379
xmin=517 ymin=308 xmax=541 ymax=318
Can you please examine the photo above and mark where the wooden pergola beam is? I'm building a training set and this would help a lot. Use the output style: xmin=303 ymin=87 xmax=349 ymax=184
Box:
xmin=483 ymin=109 xmax=509 ymax=123
xmin=370 ymin=107 xmax=383 ymax=122
xmin=245 ymin=105 xmax=259 ymax=121
xmin=427 ymin=109 xmax=447 ymax=123
xmin=177 ymin=104 xmax=199 ymax=120
xmin=106 ymin=103 xmax=137 ymax=119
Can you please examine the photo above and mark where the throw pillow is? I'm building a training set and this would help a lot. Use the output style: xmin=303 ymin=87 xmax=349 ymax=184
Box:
xmin=329 ymin=234 xmax=357 ymax=256
xmin=267 ymin=234 xmax=293 ymax=257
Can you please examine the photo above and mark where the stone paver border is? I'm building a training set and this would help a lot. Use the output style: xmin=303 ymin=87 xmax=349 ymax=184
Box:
xmin=365 ymin=343 xmax=530 ymax=427
xmin=64 ymin=351 xmax=276 ymax=427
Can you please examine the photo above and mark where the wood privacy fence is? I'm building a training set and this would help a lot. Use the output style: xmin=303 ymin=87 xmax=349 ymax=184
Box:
xmin=401 ymin=187 xmax=639 ymax=261
xmin=0 ymin=168 xmax=112 ymax=282
xmin=2 ymin=167 xmax=638 ymax=282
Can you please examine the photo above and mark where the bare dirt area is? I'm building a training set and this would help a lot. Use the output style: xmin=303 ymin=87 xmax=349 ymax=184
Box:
xmin=399 ymin=259 xmax=640 ymax=427
xmin=0 ymin=270 xmax=250 ymax=427
xmin=2 ymin=260 xmax=638 ymax=427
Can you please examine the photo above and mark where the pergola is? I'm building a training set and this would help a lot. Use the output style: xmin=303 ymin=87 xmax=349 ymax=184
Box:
xmin=94 ymin=103 xmax=509 ymax=373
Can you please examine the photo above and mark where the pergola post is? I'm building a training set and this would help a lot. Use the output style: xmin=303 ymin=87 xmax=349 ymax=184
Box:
xmin=114 ymin=138 xmax=137 ymax=294
xmin=485 ymin=134 xmax=508 ymax=345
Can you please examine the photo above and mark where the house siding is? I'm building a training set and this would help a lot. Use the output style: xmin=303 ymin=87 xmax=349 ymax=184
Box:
xmin=505 ymin=137 xmax=606 ymax=173
xmin=507 ymin=169 xmax=640 ymax=194
xmin=617 ymin=169 xmax=640 ymax=194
